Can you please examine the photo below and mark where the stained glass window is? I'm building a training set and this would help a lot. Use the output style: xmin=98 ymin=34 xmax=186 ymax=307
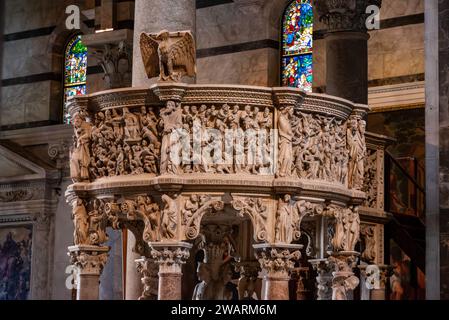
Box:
xmin=63 ymin=35 xmax=87 ymax=124
xmin=281 ymin=0 xmax=313 ymax=92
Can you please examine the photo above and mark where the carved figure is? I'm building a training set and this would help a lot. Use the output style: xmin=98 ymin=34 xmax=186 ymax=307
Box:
xmin=160 ymin=194 xmax=178 ymax=240
xmin=140 ymin=30 xmax=196 ymax=82
xmin=72 ymin=198 xmax=89 ymax=245
xmin=277 ymin=106 xmax=294 ymax=177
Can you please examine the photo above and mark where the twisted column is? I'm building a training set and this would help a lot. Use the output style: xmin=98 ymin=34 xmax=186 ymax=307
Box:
xmin=149 ymin=242 xmax=192 ymax=300
xmin=68 ymin=245 xmax=109 ymax=300
xmin=253 ymin=244 xmax=302 ymax=300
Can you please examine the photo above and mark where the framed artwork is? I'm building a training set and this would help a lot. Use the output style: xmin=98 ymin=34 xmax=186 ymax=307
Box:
xmin=0 ymin=225 xmax=33 ymax=300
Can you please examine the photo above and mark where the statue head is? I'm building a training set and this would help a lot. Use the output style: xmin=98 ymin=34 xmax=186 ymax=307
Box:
xmin=284 ymin=194 xmax=291 ymax=202
xmin=157 ymin=30 xmax=170 ymax=41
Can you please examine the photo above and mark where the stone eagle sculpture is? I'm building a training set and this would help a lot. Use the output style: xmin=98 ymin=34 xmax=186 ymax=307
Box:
xmin=140 ymin=30 xmax=196 ymax=82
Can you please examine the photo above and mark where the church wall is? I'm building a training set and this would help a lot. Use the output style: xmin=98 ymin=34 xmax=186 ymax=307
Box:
xmin=51 ymin=179 xmax=74 ymax=300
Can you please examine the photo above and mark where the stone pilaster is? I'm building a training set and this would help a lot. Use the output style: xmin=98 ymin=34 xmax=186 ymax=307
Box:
xmin=310 ymin=259 xmax=333 ymax=300
xmin=149 ymin=242 xmax=192 ymax=300
xmin=316 ymin=0 xmax=382 ymax=104
xmin=328 ymin=251 xmax=360 ymax=300
xmin=253 ymin=244 xmax=302 ymax=300
xmin=68 ymin=245 xmax=109 ymax=300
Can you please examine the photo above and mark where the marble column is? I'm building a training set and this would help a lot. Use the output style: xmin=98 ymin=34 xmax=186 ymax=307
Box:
xmin=125 ymin=232 xmax=143 ymax=300
xmin=149 ymin=242 xmax=192 ymax=300
xmin=132 ymin=0 xmax=196 ymax=87
xmin=316 ymin=0 xmax=382 ymax=104
xmin=328 ymin=251 xmax=360 ymax=300
xmin=309 ymin=259 xmax=333 ymax=300
xmin=425 ymin=0 xmax=449 ymax=300
xmin=135 ymin=257 xmax=159 ymax=300
xmin=253 ymin=244 xmax=302 ymax=300
xmin=68 ymin=245 xmax=109 ymax=300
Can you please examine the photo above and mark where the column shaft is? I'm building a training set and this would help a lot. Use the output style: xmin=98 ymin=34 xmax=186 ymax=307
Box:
xmin=132 ymin=0 xmax=196 ymax=87
xmin=325 ymin=32 xmax=369 ymax=104
xmin=125 ymin=232 xmax=143 ymax=300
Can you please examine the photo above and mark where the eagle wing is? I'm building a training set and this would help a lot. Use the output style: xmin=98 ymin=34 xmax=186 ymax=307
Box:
xmin=168 ymin=32 xmax=196 ymax=77
xmin=140 ymin=33 xmax=160 ymax=79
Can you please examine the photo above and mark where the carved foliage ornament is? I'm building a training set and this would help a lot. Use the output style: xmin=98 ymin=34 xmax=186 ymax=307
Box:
xmin=255 ymin=248 xmax=301 ymax=278
xmin=231 ymin=196 xmax=269 ymax=242
xmin=182 ymin=195 xmax=224 ymax=240
xmin=150 ymin=245 xmax=191 ymax=273
xmin=69 ymin=249 xmax=108 ymax=275
xmin=275 ymin=195 xmax=324 ymax=245
xmin=362 ymin=149 xmax=377 ymax=208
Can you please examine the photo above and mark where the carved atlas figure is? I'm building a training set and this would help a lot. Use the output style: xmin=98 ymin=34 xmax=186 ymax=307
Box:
xmin=140 ymin=30 xmax=196 ymax=82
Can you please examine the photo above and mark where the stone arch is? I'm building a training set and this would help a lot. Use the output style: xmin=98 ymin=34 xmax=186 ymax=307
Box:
xmin=46 ymin=2 xmax=91 ymax=123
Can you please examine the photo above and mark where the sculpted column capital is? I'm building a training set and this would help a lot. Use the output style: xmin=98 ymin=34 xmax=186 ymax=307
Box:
xmin=316 ymin=0 xmax=382 ymax=33
xmin=253 ymin=243 xmax=302 ymax=279
xmin=68 ymin=245 xmax=109 ymax=275
xmin=327 ymin=251 xmax=360 ymax=300
xmin=149 ymin=241 xmax=193 ymax=274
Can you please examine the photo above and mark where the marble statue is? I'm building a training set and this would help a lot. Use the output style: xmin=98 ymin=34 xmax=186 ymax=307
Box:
xmin=160 ymin=194 xmax=178 ymax=240
xmin=72 ymin=198 xmax=89 ymax=245
xmin=275 ymin=194 xmax=294 ymax=243
xmin=140 ymin=30 xmax=196 ymax=82
xmin=347 ymin=119 xmax=366 ymax=189
xmin=70 ymin=112 xmax=92 ymax=182
xmin=277 ymin=106 xmax=294 ymax=177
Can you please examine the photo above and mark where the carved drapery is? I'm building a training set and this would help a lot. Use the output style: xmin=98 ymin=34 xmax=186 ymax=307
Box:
xmin=67 ymin=85 xmax=368 ymax=193
xmin=325 ymin=205 xmax=361 ymax=253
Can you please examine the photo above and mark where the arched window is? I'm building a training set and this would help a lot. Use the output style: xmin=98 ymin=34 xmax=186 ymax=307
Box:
xmin=63 ymin=35 xmax=87 ymax=124
xmin=281 ymin=0 xmax=313 ymax=92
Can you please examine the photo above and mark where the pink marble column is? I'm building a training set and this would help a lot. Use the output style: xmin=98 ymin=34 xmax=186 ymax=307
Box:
xmin=68 ymin=245 xmax=109 ymax=300
xmin=253 ymin=244 xmax=302 ymax=300
xmin=149 ymin=242 xmax=192 ymax=300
